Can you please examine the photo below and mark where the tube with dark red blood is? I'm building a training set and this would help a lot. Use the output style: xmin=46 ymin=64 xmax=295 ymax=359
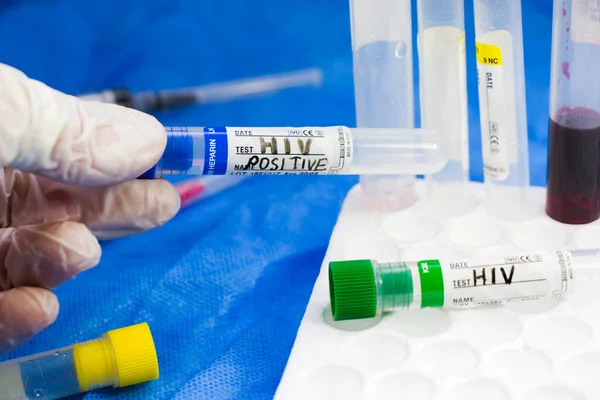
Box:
xmin=546 ymin=1 xmax=600 ymax=224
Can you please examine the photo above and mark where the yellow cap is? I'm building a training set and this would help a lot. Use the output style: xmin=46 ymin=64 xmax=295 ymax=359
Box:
xmin=105 ymin=322 xmax=160 ymax=387
xmin=73 ymin=322 xmax=159 ymax=391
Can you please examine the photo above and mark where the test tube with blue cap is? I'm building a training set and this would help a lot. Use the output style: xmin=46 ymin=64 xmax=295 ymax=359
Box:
xmin=138 ymin=126 xmax=448 ymax=179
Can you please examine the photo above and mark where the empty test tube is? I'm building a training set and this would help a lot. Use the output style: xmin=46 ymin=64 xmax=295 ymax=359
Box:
xmin=0 ymin=323 xmax=159 ymax=400
xmin=546 ymin=0 xmax=600 ymax=224
xmin=139 ymin=126 xmax=447 ymax=178
xmin=473 ymin=0 xmax=531 ymax=219
xmin=417 ymin=0 xmax=474 ymax=215
xmin=327 ymin=248 xmax=600 ymax=321
xmin=350 ymin=0 xmax=418 ymax=211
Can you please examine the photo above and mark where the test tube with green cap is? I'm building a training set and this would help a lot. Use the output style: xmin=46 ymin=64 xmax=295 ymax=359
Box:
xmin=328 ymin=249 xmax=600 ymax=321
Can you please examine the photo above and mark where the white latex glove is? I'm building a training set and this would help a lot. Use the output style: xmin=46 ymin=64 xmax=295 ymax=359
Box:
xmin=0 ymin=63 xmax=180 ymax=354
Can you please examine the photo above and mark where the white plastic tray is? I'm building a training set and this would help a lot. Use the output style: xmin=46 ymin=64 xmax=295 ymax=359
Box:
xmin=275 ymin=181 xmax=600 ymax=400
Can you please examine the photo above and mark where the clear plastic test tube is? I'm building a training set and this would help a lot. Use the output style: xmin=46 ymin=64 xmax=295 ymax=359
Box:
xmin=0 ymin=323 xmax=158 ymax=400
xmin=350 ymin=0 xmax=417 ymax=211
xmin=417 ymin=0 xmax=474 ymax=215
xmin=546 ymin=1 xmax=600 ymax=224
xmin=327 ymin=248 xmax=600 ymax=321
xmin=473 ymin=0 xmax=530 ymax=219
xmin=138 ymin=126 xmax=447 ymax=179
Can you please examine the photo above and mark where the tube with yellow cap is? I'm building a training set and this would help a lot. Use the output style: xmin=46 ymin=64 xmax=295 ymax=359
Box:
xmin=0 ymin=322 xmax=159 ymax=400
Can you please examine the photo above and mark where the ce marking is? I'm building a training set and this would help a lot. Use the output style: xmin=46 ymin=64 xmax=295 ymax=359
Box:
xmin=489 ymin=121 xmax=499 ymax=146
xmin=520 ymin=255 xmax=541 ymax=262
xmin=303 ymin=129 xmax=314 ymax=136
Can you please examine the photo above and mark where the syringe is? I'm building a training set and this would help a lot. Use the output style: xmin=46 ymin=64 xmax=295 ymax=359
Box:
xmin=0 ymin=323 xmax=158 ymax=400
xmin=138 ymin=126 xmax=447 ymax=178
xmin=176 ymin=175 xmax=248 ymax=208
xmin=78 ymin=68 xmax=323 ymax=112
xmin=327 ymin=248 xmax=600 ymax=321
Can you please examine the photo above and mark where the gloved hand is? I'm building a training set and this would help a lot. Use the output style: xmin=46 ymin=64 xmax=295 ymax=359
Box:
xmin=0 ymin=63 xmax=180 ymax=354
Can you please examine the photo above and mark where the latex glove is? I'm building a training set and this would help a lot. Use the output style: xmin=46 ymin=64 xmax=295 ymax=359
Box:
xmin=0 ymin=63 xmax=180 ymax=354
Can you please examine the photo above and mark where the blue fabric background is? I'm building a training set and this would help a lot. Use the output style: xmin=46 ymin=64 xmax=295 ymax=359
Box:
xmin=0 ymin=0 xmax=553 ymax=399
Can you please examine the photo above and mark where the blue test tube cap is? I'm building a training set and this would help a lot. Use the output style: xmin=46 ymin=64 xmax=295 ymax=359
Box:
xmin=138 ymin=133 xmax=194 ymax=178
xmin=138 ymin=167 xmax=157 ymax=179
xmin=162 ymin=133 xmax=194 ymax=172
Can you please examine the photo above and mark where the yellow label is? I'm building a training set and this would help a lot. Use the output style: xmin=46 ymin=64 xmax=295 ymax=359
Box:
xmin=459 ymin=33 xmax=465 ymax=42
xmin=476 ymin=42 xmax=503 ymax=66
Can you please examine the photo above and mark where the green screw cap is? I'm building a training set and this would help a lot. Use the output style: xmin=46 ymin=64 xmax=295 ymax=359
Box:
xmin=328 ymin=260 xmax=377 ymax=321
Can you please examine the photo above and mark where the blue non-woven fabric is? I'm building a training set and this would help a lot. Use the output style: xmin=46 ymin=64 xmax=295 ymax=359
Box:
xmin=0 ymin=0 xmax=553 ymax=399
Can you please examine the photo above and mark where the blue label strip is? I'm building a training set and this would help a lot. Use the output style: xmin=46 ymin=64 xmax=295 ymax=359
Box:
xmin=202 ymin=127 xmax=228 ymax=175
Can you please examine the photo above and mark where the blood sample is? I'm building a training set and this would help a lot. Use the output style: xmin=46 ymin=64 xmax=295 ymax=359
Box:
xmin=547 ymin=107 xmax=600 ymax=224
xmin=546 ymin=0 xmax=600 ymax=224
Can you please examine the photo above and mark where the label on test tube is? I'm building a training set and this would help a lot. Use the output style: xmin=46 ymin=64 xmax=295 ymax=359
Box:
xmin=412 ymin=250 xmax=573 ymax=308
xmin=571 ymin=0 xmax=600 ymax=45
xmin=476 ymin=37 xmax=512 ymax=181
xmin=203 ymin=126 xmax=353 ymax=175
